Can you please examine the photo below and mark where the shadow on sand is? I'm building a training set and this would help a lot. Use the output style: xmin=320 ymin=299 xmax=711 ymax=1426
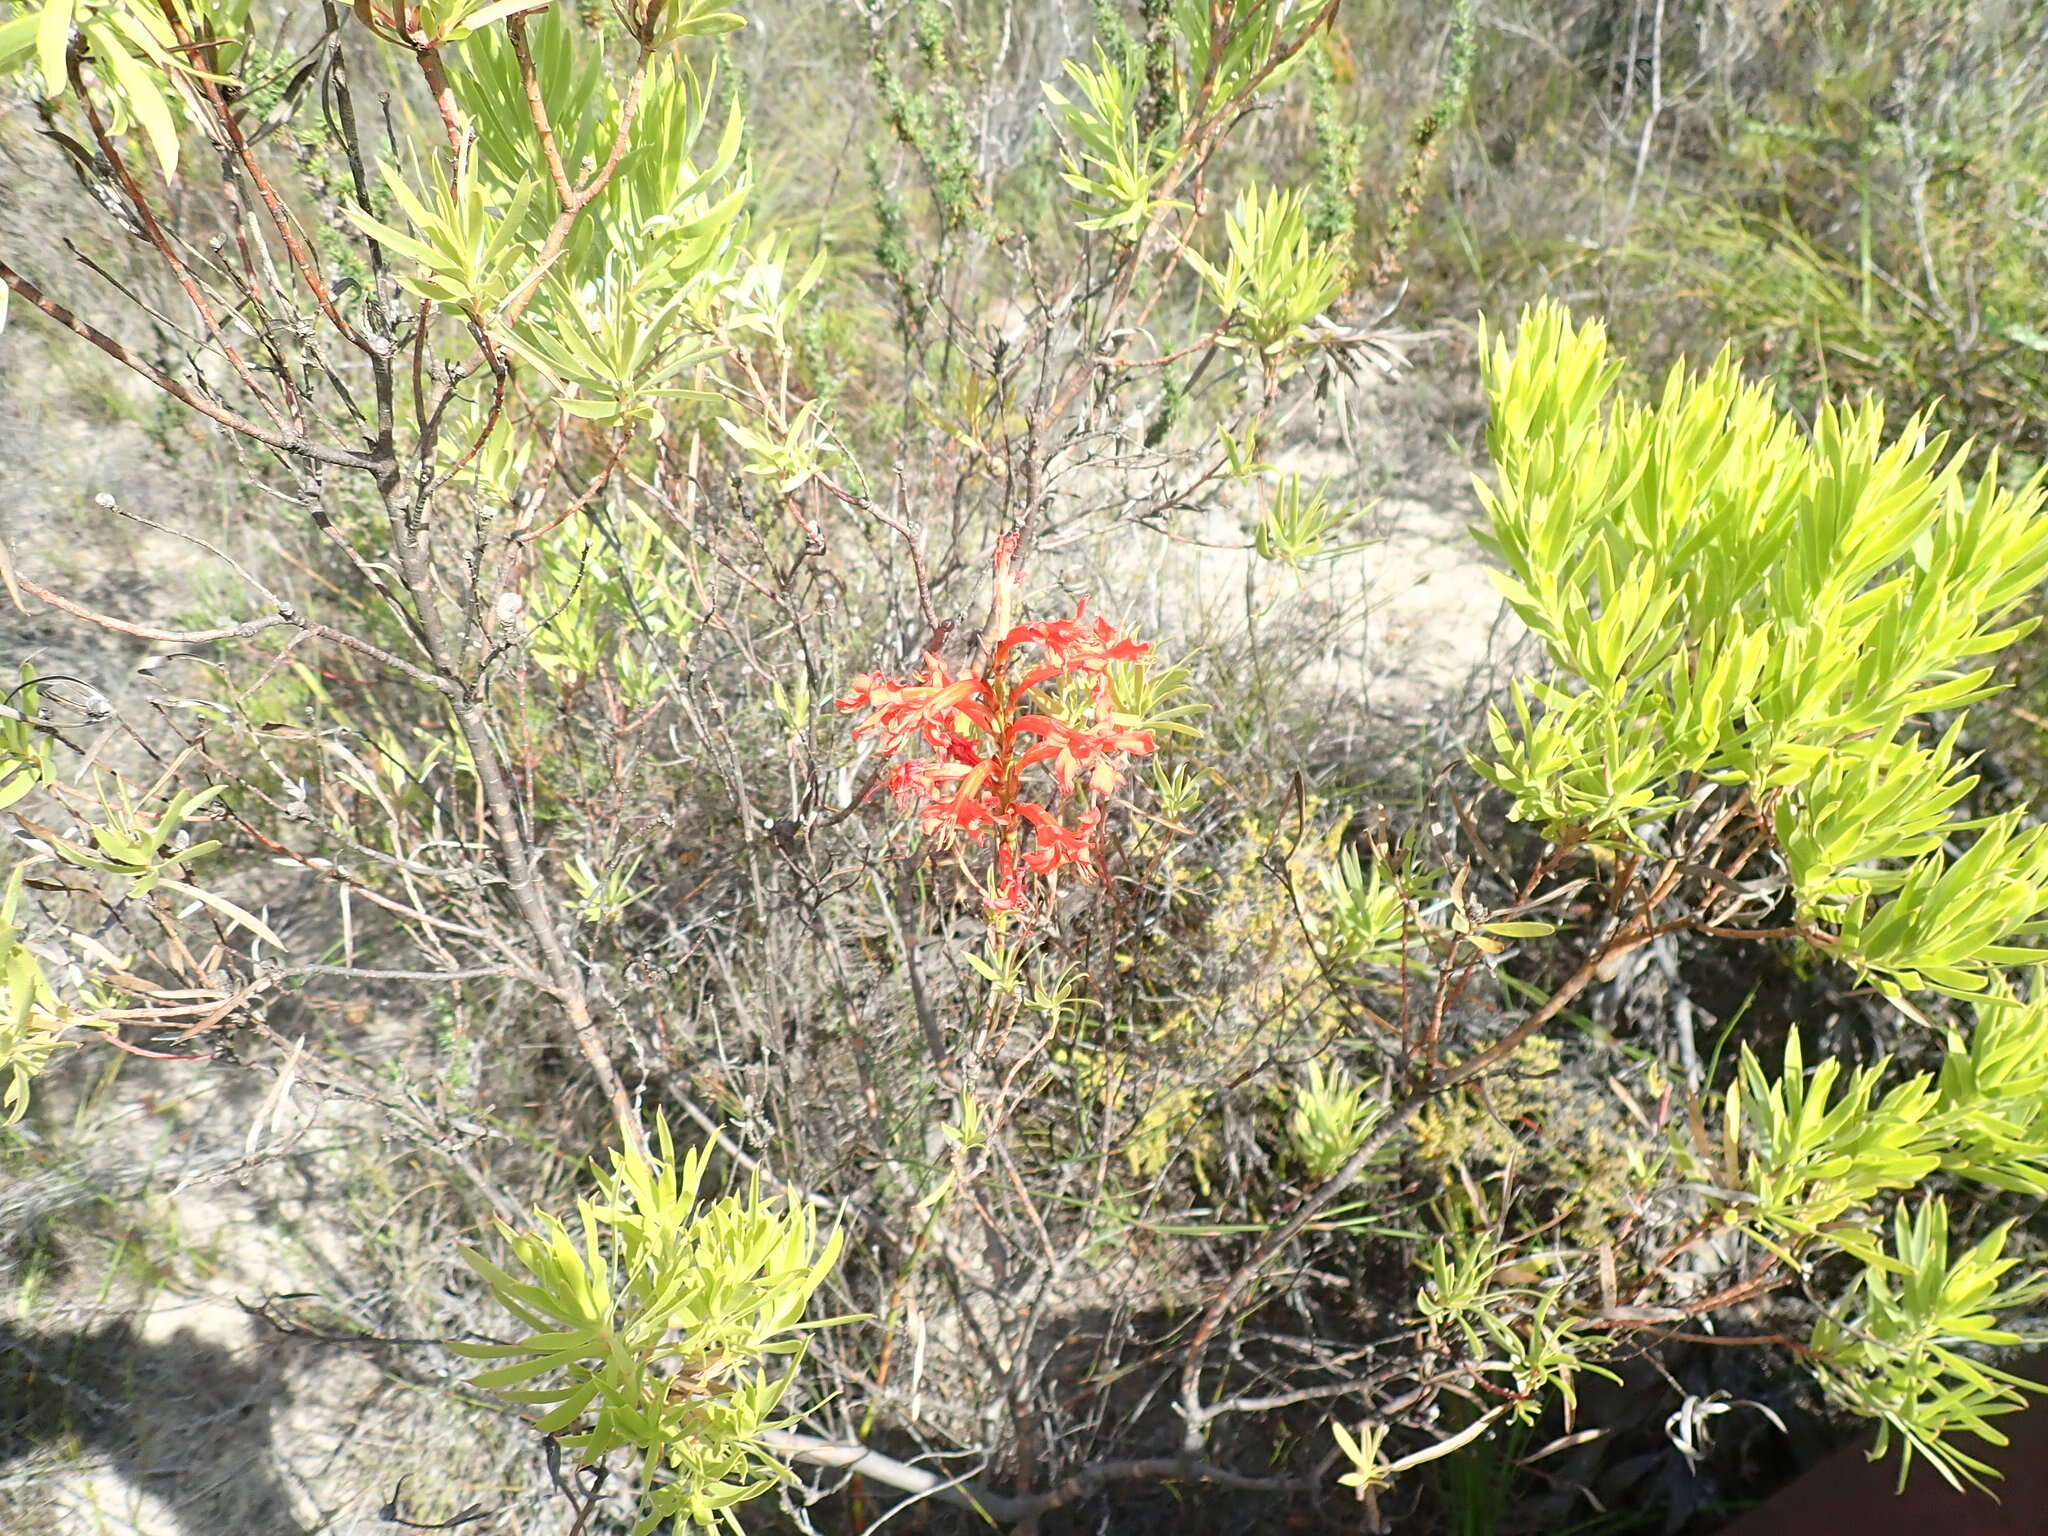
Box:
xmin=0 ymin=1317 xmax=312 ymax=1535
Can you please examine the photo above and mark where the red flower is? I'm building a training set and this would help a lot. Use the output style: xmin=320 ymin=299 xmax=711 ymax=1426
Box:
xmin=1000 ymin=602 xmax=1151 ymax=679
xmin=1018 ymin=803 xmax=1101 ymax=877
xmin=1014 ymin=716 xmax=1156 ymax=797
xmin=890 ymin=757 xmax=1008 ymax=842
xmin=839 ymin=598 xmax=1159 ymax=918
xmin=1058 ymin=614 xmax=1152 ymax=677
xmin=839 ymin=655 xmax=995 ymax=756
xmin=984 ymin=846 xmax=1033 ymax=916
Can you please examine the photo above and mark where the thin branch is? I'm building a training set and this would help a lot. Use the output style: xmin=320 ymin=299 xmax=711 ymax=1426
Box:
xmin=507 ymin=14 xmax=575 ymax=208
xmin=495 ymin=42 xmax=659 ymax=327
xmin=263 ymin=963 xmax=517 ymax=982
xmin=66 ymin=40 xmax=292 ymax=436
xmin=0 ymin=261 xmax=382 ymax=473
xmin=1 ymin=551 xmax=453 ymax=695
xmin=762 ymin=1432 xmax=1302 ymax=1528
xmin=156 ymin=0 xmax=372 ymax=352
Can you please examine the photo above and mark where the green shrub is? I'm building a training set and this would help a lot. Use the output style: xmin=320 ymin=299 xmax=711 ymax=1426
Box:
xmin=1467 ymin=298 xmax=2048 ymax=1490
xmin=455 ymin=1120 xmax=845 ymax=1533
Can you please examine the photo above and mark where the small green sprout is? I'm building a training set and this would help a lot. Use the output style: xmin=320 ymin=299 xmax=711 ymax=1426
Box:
xmin=1286 ymin=1060 xmax=1382 ymax=1181
xmin=1184 ymin=186 xmax=1350 ymax=360
xmin=567 ymin=853 xmax=657 ymax=927
xmin=1253 ymin=476 xmax=1370 ymax=567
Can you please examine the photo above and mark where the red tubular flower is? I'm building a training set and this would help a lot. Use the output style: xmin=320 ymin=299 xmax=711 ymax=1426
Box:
xmin=882 ymin=758 xmax=998 ymax=836
xmin=1018 ymin=803 xmax=1100 ymax=876
xmin=839 ymin=598 xmax=1158 ymax=918
xmin=1013 ymin=716 xmax=1156 ymax=797
xmin=842 ymin=654 xmax=995 ymax=757
xmin=1054 ymin=612 xmax=1152 ymax=676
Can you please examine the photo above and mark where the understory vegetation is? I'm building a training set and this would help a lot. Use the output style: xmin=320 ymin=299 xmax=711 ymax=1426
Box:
xmin=1 ymin=1 xmax=2045 ymax=1532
